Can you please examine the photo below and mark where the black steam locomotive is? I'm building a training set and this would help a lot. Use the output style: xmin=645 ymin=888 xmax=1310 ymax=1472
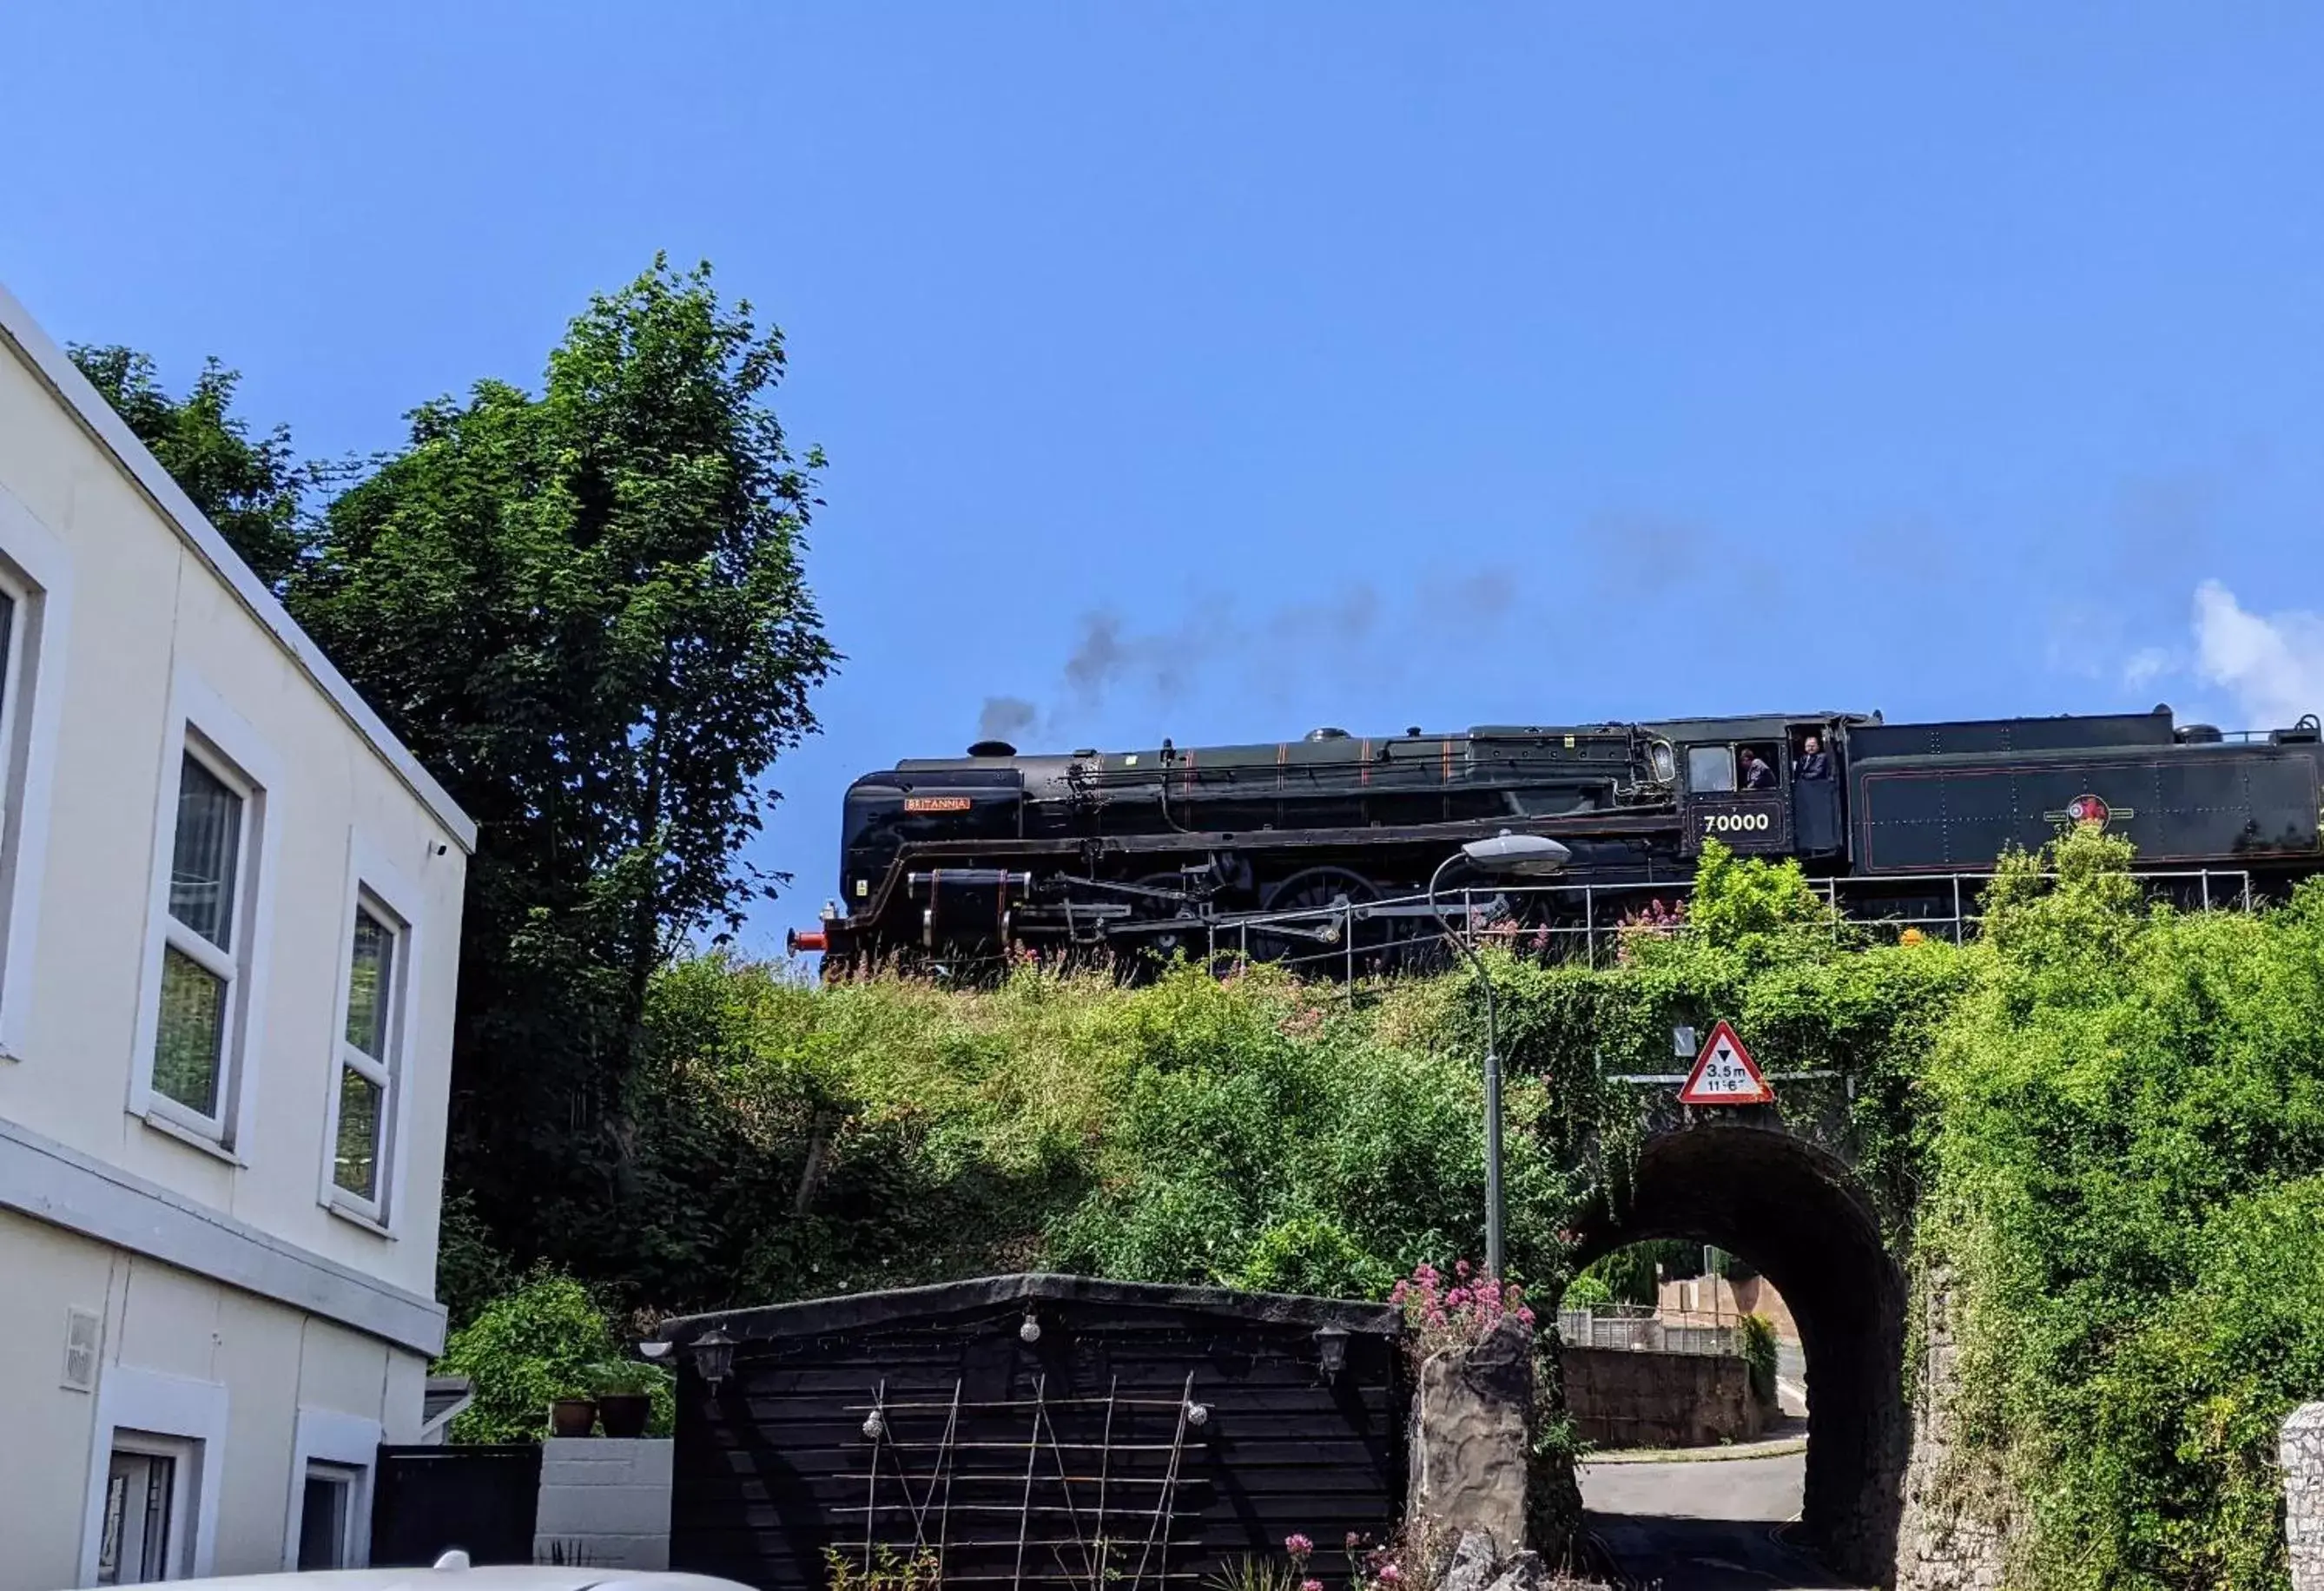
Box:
xmin=792 ymin=704 xmax=2324 ymax=975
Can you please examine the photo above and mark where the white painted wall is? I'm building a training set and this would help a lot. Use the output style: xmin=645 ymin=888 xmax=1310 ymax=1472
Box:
xmin=0 ymin=1211 xmax=419 ymax=1590
xmin=0 ymin=282 xmax=474 ymax=1586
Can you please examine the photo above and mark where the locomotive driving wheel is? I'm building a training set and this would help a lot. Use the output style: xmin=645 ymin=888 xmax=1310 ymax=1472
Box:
xmin=1101 ymin=870 xmax=1206 ymax=980
xmin=1130 ymin=871 xmax=1198 ymax=948
xmin=1248 ymin=866 xmax=1416 ymax=974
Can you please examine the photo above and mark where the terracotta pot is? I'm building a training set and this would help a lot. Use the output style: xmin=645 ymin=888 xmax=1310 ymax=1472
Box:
xmin=550 ymin=1397 xmax=598 ymax=1437
xmin=598 ymin=1394 xmax=651 ymax=1438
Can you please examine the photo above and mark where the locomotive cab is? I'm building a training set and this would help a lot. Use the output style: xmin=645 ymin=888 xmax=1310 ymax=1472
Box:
xmin=1671 ymin=715 xmax=1851 ymax=860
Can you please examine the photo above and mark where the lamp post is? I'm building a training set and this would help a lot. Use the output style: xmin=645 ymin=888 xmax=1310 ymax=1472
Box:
xmin=1427 ymin=831 xmax=1573 ymax=1280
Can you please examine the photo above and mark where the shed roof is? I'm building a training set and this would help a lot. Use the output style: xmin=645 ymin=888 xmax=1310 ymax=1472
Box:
xmin=652 ymin=1272 xmax=1403 ymax=1349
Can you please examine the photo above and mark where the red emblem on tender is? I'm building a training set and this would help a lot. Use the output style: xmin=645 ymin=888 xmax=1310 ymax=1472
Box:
xmin=2043 ymin=791 xmax=2135 ymax=829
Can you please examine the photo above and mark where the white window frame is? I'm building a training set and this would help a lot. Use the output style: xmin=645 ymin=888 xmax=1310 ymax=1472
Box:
xmin=129 ymin=669 xmax=284 ymax=1157
xmin=79 ymin=1365 xmax=228 ymax=1584
xmin=320 ymin=836 xmax=426 ymax=1233
xmin=282 ymin=1407 xmax=380 ymax=1570
xmin=0 ymin=485 xmax=73 ymax=1062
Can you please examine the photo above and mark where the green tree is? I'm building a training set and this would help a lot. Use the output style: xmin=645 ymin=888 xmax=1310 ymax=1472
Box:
xmin=434 ymin=1272 xmax=619 ymax=1442
xmin=290 ymin=256 xmax=836 ymax=1272
xmin=68 ymin=346 xmax=310 ymax=589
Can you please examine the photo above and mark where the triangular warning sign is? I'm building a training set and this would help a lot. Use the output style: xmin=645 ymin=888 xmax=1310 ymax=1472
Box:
xmin=1677 ymin=1020 xmax=1774 ymax=1106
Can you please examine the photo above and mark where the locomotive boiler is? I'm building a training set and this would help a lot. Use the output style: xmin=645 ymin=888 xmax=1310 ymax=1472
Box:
xmin=791 ymin=704 xmax=2324 ymax=976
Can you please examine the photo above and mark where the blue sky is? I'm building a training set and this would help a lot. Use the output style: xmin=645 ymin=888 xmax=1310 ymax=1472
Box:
xmin=6 ymin=3 xmax=2323 ymax=954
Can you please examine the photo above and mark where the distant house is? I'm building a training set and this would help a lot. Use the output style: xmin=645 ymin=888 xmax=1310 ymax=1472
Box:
xmin=1657 ymin=1271 xmax=1799 ymax=1343
xmin=0 ymin=281 xmax=474 ymax=1585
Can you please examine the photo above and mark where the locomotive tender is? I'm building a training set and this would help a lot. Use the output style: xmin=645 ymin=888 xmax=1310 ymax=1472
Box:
xmin=793 ymin=704 xmax=2324 ymax=974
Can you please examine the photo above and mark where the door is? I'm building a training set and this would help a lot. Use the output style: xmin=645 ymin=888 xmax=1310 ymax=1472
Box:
xmin=1678 ymin=743 xmax=1793 ymax=856
xmin=298 ymin=1462 xmax=362 ymax=1569
xmin=1788 ymin=725 xmax=1844 ymax=855
xmin=97 ymin=1443 xmax=187 ymax=1585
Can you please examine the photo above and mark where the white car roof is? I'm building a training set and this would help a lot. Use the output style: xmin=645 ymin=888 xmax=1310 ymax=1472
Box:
xmin=160 ymin=1561 xmax=756 ymax=1591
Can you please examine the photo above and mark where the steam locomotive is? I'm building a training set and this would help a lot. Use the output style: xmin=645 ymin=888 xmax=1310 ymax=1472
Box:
xmin=791 ymin=704 xmax=2324 ymax=975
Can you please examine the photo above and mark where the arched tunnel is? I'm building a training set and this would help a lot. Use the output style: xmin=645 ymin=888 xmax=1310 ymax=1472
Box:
xmin=1562 ymin=1122 xmax=1909 ymax=1584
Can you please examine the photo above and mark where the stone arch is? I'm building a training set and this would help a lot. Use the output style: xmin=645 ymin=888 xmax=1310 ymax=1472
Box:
xmin=1563 ymin=1121 xmax=1908 ymax=1584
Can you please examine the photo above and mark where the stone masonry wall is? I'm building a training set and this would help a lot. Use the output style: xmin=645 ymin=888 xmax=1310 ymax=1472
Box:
xmin=2286 ymin=1403 xmax=2324 ymax=1591
xmin=1561 ymin=1345 xmax=1764 ymax=1450
xmin=1894 ymin=1274 xmax=2010 ymax=1591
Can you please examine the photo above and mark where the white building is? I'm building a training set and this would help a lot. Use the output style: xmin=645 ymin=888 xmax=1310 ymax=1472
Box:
xmin=0 ymin=282 xmax=474 ymax=1586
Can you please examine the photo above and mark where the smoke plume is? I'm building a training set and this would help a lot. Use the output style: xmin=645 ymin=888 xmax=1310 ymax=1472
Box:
xmin=977 ymin=568 xmax=1521 ymax=745
xmin=977 ymin=696 xmax=1039 ymax=743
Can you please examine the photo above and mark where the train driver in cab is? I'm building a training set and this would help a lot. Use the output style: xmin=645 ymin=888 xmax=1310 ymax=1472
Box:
xmin=1739 ymin=746 xmax=1778 ymax=789
xmin=1794 ymin=734 xmax=1832 ymax=780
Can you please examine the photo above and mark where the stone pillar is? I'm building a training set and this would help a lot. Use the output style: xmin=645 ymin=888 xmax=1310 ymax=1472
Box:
xmin=1408 ymin=1317 xmax=1535 ymax=1560
xmin=1896 ymin=1273 xmax=2010 ymax=1591
xmin=2286 ymin=1403 xmax=2324 ymax=1591
xmin=534 ymin=1437 xmax=674 ymax=1570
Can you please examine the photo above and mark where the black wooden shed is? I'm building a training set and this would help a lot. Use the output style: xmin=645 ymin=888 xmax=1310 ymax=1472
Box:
xmin=653 ymin=1274 xmax=1408 ymax=1591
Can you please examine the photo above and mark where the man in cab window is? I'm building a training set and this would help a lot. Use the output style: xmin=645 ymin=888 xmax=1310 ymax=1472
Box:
xmin=1793 ymin=735 xmax=1832 ymax=780
xmin=1740 ymin=747 xmax=1777 ymax=789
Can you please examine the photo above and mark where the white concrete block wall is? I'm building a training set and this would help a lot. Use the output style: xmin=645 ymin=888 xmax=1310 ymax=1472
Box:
xmin=534 ymin=1439 xmax=675 ymax=1571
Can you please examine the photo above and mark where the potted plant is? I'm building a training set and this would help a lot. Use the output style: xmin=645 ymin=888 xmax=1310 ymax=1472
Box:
xmin=549 ymin=1392 xmax=598 ymax=1438
xmin=589 ymin=1361 xmax=661 ymax=1438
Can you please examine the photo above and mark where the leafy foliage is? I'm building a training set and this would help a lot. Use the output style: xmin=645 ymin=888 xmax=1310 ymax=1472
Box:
xmin=1738 ymin=1312 xmax=1779 ymax=1406
xmin=287 ymin=256 xmax=836 ymax=1273
xmin=69 ymin=345 xmax=311 ymax=589
xmin=824 ymin=1546 xmax=941 ymax=1591
xmin=83 ymin=256 xmax=838 ymax=1297
xmin=1571 ymin=1239 xmax=1699 ymax=1306
xmin=1559 ymin=1271 xmax=1612 ymax=1309
xmin=432 ymin=829 xmax=2318 ymax=1589
xmin=434 ymin=1272 xmax=623 ymax=1442
xmin=434 ymin=1186 xmax=518 ymax=1331
xmin=1922 ymin=829 xmax=2324 ymax=1590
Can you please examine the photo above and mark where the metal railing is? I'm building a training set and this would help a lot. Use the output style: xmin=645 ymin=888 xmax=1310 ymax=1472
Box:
xmin=1175 ymin=865 xmax=2258 ymax=979
xmin=1555 ymin=1307 xmax=1740 ymax=1357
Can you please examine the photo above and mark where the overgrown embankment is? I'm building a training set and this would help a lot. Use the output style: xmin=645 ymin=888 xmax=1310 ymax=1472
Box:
xmin=446 ymin=833 xmax=2324 ymax=1589
xmin=1915 ymin=835 xmax=2324 ymax=1590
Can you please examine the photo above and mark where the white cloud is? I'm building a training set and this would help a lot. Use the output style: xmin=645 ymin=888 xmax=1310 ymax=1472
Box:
xmin=2121 ymin=646 xmax=2175 ymax=689
xmin=2191 ymin=580 xmax=2324 ymax=729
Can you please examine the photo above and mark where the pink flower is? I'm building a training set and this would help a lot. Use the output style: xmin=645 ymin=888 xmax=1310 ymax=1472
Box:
xmin=1302 ymin=1580 xmax=1324 ymax=1591
xmin=1455 ymin=1259 xmax=1471 ymax=1277
xmin=1447 ymin=1289 xmax=1469 ymax=1308
xmin=1285 ymin=1535 xmax=1313 ymax=1560
xmin=1346 ymin=1533 xmax=1363 ymax=1551
xmin=1379 ymin=1566 xmax=1403 ymax=1583
xmin=1517 ymin=1307 xmax=1536 ymax=1325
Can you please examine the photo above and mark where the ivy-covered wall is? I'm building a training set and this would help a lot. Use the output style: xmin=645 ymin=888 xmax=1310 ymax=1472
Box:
xmin=443 ymin=832 xmax=2324 ymax=1591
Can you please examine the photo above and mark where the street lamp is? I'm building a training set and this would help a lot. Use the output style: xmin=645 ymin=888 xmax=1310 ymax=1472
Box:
xmin=1427 ymin=831 xmax=1573 ymax=1281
